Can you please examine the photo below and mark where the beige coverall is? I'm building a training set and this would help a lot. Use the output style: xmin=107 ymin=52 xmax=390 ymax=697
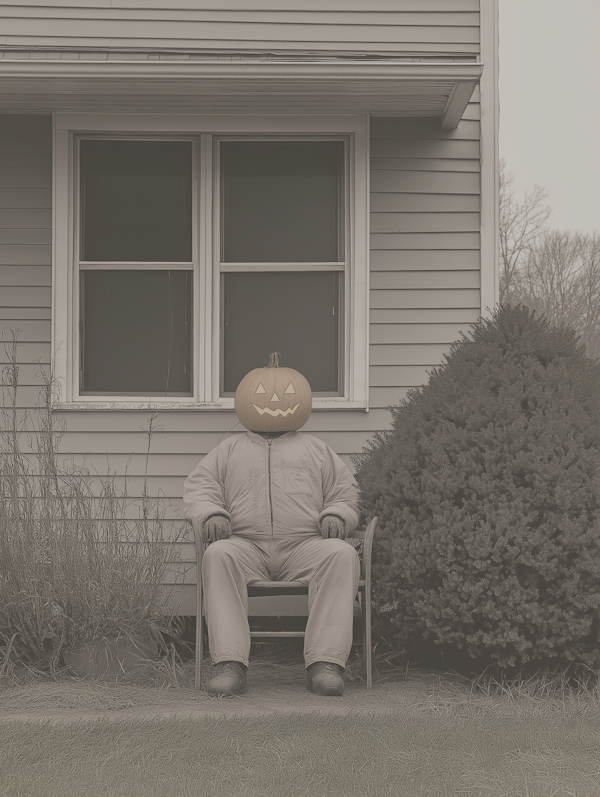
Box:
xmin=183 ymin=431 xmax=360 ymax=668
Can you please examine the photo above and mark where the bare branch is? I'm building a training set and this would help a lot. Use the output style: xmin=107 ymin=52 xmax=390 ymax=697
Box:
xmin=517 ymin=231 xmax=584 ymax=330
xmin=499 ymin=159 xmax=552 ymax=302
xmin=512 ymin=230 xmax=600 ymax=359
xmin=575 ymin=233 xmax=600 ymax=358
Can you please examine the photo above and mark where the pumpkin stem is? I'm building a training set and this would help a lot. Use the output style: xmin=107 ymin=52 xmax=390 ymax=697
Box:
xmin=268 ymin=352 xmax=281 ymax=368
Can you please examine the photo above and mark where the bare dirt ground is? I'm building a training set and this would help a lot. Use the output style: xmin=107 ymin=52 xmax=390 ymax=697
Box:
xmin=5 ymin=651 xmax=595 ymax=726
xmin=0 ymin=661 xmax=490 ymax=724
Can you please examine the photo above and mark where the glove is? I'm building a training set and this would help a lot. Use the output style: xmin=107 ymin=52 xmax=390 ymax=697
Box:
xmin=203 ymin=515 xmax=232 ymax=544
xmin=319 ymin=515 xmax=347 ymax=540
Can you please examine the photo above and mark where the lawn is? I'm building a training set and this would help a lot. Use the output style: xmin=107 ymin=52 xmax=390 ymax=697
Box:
xmin=1 ymin=664 xmax=599 ymax=797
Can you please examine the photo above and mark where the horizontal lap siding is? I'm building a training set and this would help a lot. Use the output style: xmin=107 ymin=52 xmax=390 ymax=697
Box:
xmin=369 ymin=112 xmax=481 ymax=415
xmin=0 ymin=65 xmax=484 ymax=613
xmin=0 ymin=109 xmax=484 ymax=532
xmin=13 ymin=112 xmax=482 ymax=553
xmin=0 ymin=1 xmax=479 ymax=56
xmin=0 ymin=115 xmax=52 ymax=410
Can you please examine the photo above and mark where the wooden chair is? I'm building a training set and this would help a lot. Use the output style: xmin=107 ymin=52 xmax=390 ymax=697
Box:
xmin=194 ymin=516 xmax=378 ymax=690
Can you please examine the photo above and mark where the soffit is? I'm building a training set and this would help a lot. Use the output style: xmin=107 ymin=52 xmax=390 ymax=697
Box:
xmin=0 ymin=58 xmax=482 ymax=125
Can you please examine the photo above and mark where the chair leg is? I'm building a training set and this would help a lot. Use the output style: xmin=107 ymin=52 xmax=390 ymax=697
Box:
xmin=359 ymin=587 xmax=372 ymax=689
xmin=194 ymin=539 xmax=208 ymax=689
xmin=360 ymin=590 xmax=368 ymax=681
xmin=365 ymin=587 xmax=372 ymax=690
xmin=195 ymin=592 xmax=203 ymax=689
xmin=360 ymin=515 xmax=377 ymax=690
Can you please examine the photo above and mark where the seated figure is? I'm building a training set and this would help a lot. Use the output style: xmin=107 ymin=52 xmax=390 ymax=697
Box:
xmin=183 ymin=354 xmax=360 ymax=697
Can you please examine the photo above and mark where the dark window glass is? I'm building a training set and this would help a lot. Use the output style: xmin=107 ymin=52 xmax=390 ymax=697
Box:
xmin=221 ymin=141 xmax=344 ymax=263
xmin=80 ymin=140 xmax=192 ymax=262
xmin=222 ymin=271 xmax=341 ymax=394
xmin=81 ymin=270 xmax=192 ymax=395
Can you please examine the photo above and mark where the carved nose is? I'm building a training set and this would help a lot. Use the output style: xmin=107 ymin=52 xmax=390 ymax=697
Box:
xmin=269 ymin=392 xmax=280 ymax=402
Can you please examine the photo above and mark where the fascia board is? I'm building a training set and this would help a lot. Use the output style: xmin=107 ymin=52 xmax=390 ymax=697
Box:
xmin=0 ymin=59 xmax=482 ymax=83
xmin=440 ymin=80 xmax=477 ymax=129
xmin=0 ymin=60 xmax=482 ymax=118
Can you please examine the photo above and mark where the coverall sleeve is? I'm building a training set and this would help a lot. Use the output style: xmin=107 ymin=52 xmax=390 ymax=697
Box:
xmin=318 ymin=444 xmax=361 ymax=535
xmin=183 ymin=443 xmax=231 ymax=536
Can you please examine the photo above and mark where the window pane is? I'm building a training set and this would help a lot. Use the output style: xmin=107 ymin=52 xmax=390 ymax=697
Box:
xmin=81 ymin=270 xmax=192 ymax=395
xmin=222 ymin=271 xmax=341 ymax=394
xmin=80 ymin=140 xmax=192 ymax=262
xmin=221 ymin=141 xmax=343 ymax=263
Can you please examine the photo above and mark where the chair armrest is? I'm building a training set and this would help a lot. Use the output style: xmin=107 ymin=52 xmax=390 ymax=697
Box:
xmin=347 ymin=516 xmax=378 ymax=579
xmin=191 ymin=522 xmax=207 ymax=578
xmin=361 ymin=516 xmax=378 ymax=580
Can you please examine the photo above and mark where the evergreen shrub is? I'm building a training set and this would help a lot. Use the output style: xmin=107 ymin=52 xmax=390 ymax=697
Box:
xmin=355 ymin=304 xmax=600 ymax=669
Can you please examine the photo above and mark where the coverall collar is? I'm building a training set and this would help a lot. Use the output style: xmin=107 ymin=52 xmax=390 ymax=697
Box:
xmin=245 ymin=430 xmax=297 ymax=444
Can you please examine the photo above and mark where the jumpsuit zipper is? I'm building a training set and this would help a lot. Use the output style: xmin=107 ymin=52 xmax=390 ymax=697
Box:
xmin=267 ymin=438 xmax=274 ymax=537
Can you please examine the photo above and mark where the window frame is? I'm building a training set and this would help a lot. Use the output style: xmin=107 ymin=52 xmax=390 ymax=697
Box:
xmin=53 ymin=113 xmax=369 ymax=411
xmin=214 ymin=134 xmax=349 ymax=399
xmin=76 ymin=134 xmax=198 ymax=398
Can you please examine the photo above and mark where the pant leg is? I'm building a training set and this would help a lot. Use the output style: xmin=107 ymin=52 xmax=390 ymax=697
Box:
xmin=201 ymin=536 xmax=268 ymax=667
xmin=277 ymin=537 xmax=360 ymax=669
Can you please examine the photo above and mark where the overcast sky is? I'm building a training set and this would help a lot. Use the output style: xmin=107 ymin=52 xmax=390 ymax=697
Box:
xmin=499 ymin=0 xmax=600 ymax=234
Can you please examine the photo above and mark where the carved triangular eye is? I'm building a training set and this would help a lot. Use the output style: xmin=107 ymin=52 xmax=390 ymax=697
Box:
xmin=254 ymin=383 xmax=267 ymax=394
xmin=284 ymin=382 xmax=295 ymax=394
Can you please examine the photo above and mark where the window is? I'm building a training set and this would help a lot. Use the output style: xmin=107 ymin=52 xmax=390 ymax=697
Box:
xmin=53 ymin=115 xmax=368 ymax=409
xmin=78 ymin=139 xmax=194 ymax=396
xmin=219 ymin=139 xmax=345 ymax=396
xmin=222 ymin=271 xmax=342 ymax=395
xmin=80 ymin=269 xmax=192 ymax=395
xmin=220 ymin=140 xmax=343 ymax=263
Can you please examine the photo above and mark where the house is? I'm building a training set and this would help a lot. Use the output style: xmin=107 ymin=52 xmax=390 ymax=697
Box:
xmin=0 ymin=1 xmax=499 ymax=617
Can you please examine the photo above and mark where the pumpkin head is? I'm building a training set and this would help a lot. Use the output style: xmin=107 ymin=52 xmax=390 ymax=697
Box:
xmin=235 ymin=352 xmax=312 ymax=433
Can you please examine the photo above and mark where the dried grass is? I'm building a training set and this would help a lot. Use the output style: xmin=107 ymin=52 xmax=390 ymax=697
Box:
xmin=0 ymin=330 xmax=184 ymax=679
xmin=2 ymin=701 xmax=600 ymax=797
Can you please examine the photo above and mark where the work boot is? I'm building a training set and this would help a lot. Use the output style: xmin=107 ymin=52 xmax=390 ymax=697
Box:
xmin=205 ymin=661 xmax=248 ymax=696
xmin=306 ymin=661 xmax=345 ymax=696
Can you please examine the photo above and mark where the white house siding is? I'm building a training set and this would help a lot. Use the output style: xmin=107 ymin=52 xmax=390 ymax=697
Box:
xmin=1 ymin=1 xmax=479 ymax=57
xmin=0 ymin=108 xmax=485 ymax=612
xmin=0 ymin=1 xmax=489 ymax=613
xmin=0 ymin=114 xmax=52 ymax=412
xmin=369 ymin=108 xmax=482 ymax=412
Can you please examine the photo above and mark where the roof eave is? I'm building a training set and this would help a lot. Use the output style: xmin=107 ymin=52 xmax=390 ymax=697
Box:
xmin=0 ymin=59 xmax=483 ymax=126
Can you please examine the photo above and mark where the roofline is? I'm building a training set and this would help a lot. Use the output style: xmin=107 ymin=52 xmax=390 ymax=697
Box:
xmin=0 ymin=58 xmax=483 ymax=82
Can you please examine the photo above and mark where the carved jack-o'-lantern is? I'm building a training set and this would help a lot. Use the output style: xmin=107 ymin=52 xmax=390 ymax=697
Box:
xmin=235 ymin=352 xmax=312 ymax=433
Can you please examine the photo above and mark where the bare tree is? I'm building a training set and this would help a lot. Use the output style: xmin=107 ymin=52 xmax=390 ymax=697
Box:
xmin=499 ymin=162 xmax=600 ymax=359
xmin=518 ymin=231 xmax=585 ymax=330
xmin=499 ymin=159 xmax=552 ymax=302
xmin=573 ymin=234 xmax=600 ymax=359
xmin=517 ymin=231 xmax=600 ymax=359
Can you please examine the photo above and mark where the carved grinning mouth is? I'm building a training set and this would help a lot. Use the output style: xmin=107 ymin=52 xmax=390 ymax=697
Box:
xmin=251 ymin=402 xmax=301 ymax=417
